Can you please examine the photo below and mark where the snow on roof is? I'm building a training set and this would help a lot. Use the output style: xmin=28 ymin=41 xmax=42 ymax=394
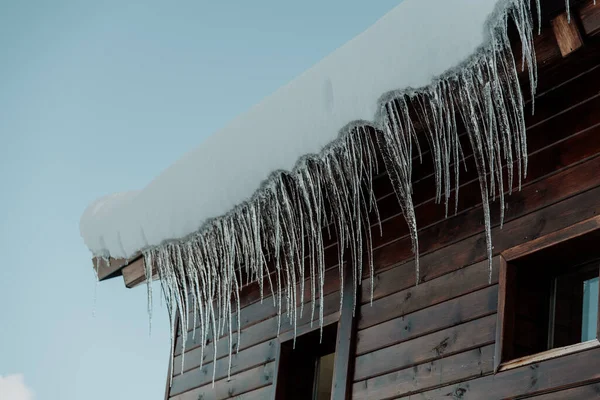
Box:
xmin=80 ymin=0 xmax=501 ymax=260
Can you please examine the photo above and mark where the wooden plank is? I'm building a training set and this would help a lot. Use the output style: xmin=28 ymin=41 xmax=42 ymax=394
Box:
xmin=184 ymin=263 xmax=342 ymax=335
xmin=371 ymin=41 xmax=600 ymax=208
xmin=93 ymin=257 xmax=126 ymax=281
xmin=171 ymin=339 xmax=277 ymax=393
xmin=357 ymin=285 xmax=498 ymax=355
xmin=369 ymin=153 xmax=600 ymax=297
xmin=362 ymin=134 xmax=600 ymax=306
xmin=503 ymin=214 xmax=600 ymax=261
xmin=174 ymin=289 xmax=340 ymax=370
xmin=165 ymin=313 xmax=179 ymax=399
xmin=498 ymin=340 xmax=600 ymax=372
xmin=226 ymin=30 xmax=600 ymax=296
xmin=331 ymin=260 xmax=358 ymax=400
xmin=406 ymin=346 xmax=600 ymax=399
xmin=353 ymin=315 xmax=496 ymax=382
xmin=552 ymin=12 xmax=583 ymax=57
xmin=529 ymin=381 xmax=600 ymax=399
xmin=352 ymin=345 xmax=495 ymax=400
xmin=580 ymin=0 xmax=600 ymax=36
xmin=170 ymin=362 xmax=275 ymax=400
xmin=369 ymin=95 xmax=600 ymax=273
xmin=121 ymin=257 xmax=156 ymax=288
xmin=276 ymin=311 xmax=340 ymax=344
xmin=495 ymin=255 xmax=515 ymax=372
xmin=359 ymin=257 xmax=500 ymax=329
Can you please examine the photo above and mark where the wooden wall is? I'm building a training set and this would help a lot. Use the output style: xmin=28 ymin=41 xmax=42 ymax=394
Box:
xmin=165 ymin=6 xmax=600 ymax=400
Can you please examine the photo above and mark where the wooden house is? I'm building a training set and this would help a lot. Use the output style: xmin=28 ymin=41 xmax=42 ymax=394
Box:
xmin=81 ymin=0 xmax=600 ymax=399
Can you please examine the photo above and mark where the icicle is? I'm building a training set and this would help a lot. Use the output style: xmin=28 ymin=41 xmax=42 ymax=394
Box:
xmin=566 ymin=0 xmax=570 ymax=23
xmin=535 ymin=0 xmax=542 ymax=35
xmin=111 ymin=0 xmax=545 ymax=387
xmin=144 ymin=251 xmax=154 ymax=335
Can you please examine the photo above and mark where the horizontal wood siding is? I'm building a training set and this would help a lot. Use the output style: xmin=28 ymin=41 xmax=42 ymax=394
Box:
xmin=167 ymin=15 xmax=600 ymax=400
xmin=350 ymin=35 xmax=600 ymax=399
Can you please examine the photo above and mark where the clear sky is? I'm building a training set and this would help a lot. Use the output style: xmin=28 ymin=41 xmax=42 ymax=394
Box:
xmin=0 ymin=1 xmax=400 ymax=399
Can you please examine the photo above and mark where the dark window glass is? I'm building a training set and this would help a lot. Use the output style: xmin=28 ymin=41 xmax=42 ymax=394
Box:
xmin=275 ymin=324 xmax=337 ymax=400
xmin=501 ymin=230 xmax=600 ymax=362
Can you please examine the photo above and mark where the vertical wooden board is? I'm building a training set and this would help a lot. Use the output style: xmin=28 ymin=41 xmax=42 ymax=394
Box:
xmin=495 ymin=255 xmax=512 ymax=371
xmin=331 ymin=260 xmax=358 ymax=400
xmin=353 ymin=315 xmax=496 ymax=381
xmin=352 ymin=345 xmax=495 ymax=400
xmin=356 ymin=285 xmax=498 ymax=355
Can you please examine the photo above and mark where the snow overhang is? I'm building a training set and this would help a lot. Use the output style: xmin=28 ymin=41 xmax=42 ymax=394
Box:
xmin=81 ymin=0 xmax=507 ymax=263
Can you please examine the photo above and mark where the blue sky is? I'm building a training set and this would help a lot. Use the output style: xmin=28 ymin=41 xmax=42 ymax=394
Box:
xmin=0 ymin=1 xmax=400 ymax=399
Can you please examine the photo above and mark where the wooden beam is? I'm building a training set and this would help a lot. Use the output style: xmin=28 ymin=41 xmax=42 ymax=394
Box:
xmin=579 ymin=0 xmax=600 ymax=36
xmin=552 ymin=12 xmax=584 ymax=57
xmin=93 ymin=257 xmax=127 ymax=281
xmin=121 ymin=257 xmax=159 ymax=288
xmin=331 ymin=260 xmax=359 ymax=400
xmin=502 ymin=214 xmax=600 ymax=261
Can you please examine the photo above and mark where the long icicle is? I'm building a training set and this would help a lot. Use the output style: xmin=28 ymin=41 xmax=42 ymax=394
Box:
xmin=136 ymin=0 xmax=545 ymax=387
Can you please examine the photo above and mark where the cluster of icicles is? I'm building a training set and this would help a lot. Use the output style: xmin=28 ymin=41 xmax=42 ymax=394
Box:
xmin=126 ymin=0 xmax=557 ymax=385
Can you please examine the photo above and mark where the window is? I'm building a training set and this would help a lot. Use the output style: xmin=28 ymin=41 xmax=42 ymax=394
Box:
xmin=496 ymin=224 xmax=600 ymax=370
xmin=274 ymin=323 xmax=337 ymax=400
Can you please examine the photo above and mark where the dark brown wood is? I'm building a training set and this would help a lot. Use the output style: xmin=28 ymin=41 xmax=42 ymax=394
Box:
xmin=93 ymin=256 xmax=126 ymax=281
xmin=270 ymin=338 xmax=285 ymax=400
xmin=503 ymin=215 xmax=600 ymax=261
xmin=170 ymin=362 xmax=275 ymax=400
xmin=410 ymin=346 xmax=600 ymax=399
xmin=170 ymin=340 xmax=277 ymax=395
xmin=352 ymin=345 xmax=495 ymax=400
xmin=331 ymin=260 xmax=358 ymax=400
xmin=353 ymin=314 xmax=496 ymax=382
xmin=530 ymin=382 xmax=600 ymax=399
xmin=167 ymin=14 xmax=600 ymax=400
xmin=357 ymin=285 xmax=498 ymax=355
xmin=371 ymin=153 xmax=600 ymax=289
xmin=495 ymin=255 xmax=516 ymax=372
xmin=173 ymin=290 xmax=340 ymax=371
xmin=184 ymin=263 xmax=343 ymax=335
xmin=165 ymin=313 xmax=179 ymax=400
xmin=359 ymin=257 xmax=500 ymax=326
xmin=580 ymin=0 xmax=600 ymax=36
xmin=551 ymin=12 xmax=584 ymax=57
xmin=121 ymin=257 xmax=156 ymax=288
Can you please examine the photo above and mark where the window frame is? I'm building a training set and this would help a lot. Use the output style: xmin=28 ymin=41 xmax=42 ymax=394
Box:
xmin=495 ymin=215 xmax=600 ymax=372
xmin=271 ymin=261 xmax=358 ymax=400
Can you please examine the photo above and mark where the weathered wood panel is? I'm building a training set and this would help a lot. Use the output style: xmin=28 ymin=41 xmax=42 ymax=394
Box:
xmin=354 ymin=315 xmax=497 ymax=381
xmin=167 ymin=11 xmax=600 ymax=400
xmin=352 ymin=345 xmax=495 ymax=400
xmin=359 ymin=257 xmax=500 ymax=330
xmin=171 ymin=340 xmax=277 ymax=394
xmin=174 ymin=290 xmax=340 ymax=371
xmin=170 ymin=362 xmax=274 ymax=400
xmin=529 ymin=382 xmax=600 ymax=399
xmin=405 ymin=347 xmax=600 ymax=399
xmin=357 ymin=285 xmax=498 ymax=355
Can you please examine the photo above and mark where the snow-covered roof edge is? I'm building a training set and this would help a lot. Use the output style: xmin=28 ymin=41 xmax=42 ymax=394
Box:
xmin=81 ymin=0 xmax=514 ymax=261
xmin=82 ymin=0 xmax=547 ymax=383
